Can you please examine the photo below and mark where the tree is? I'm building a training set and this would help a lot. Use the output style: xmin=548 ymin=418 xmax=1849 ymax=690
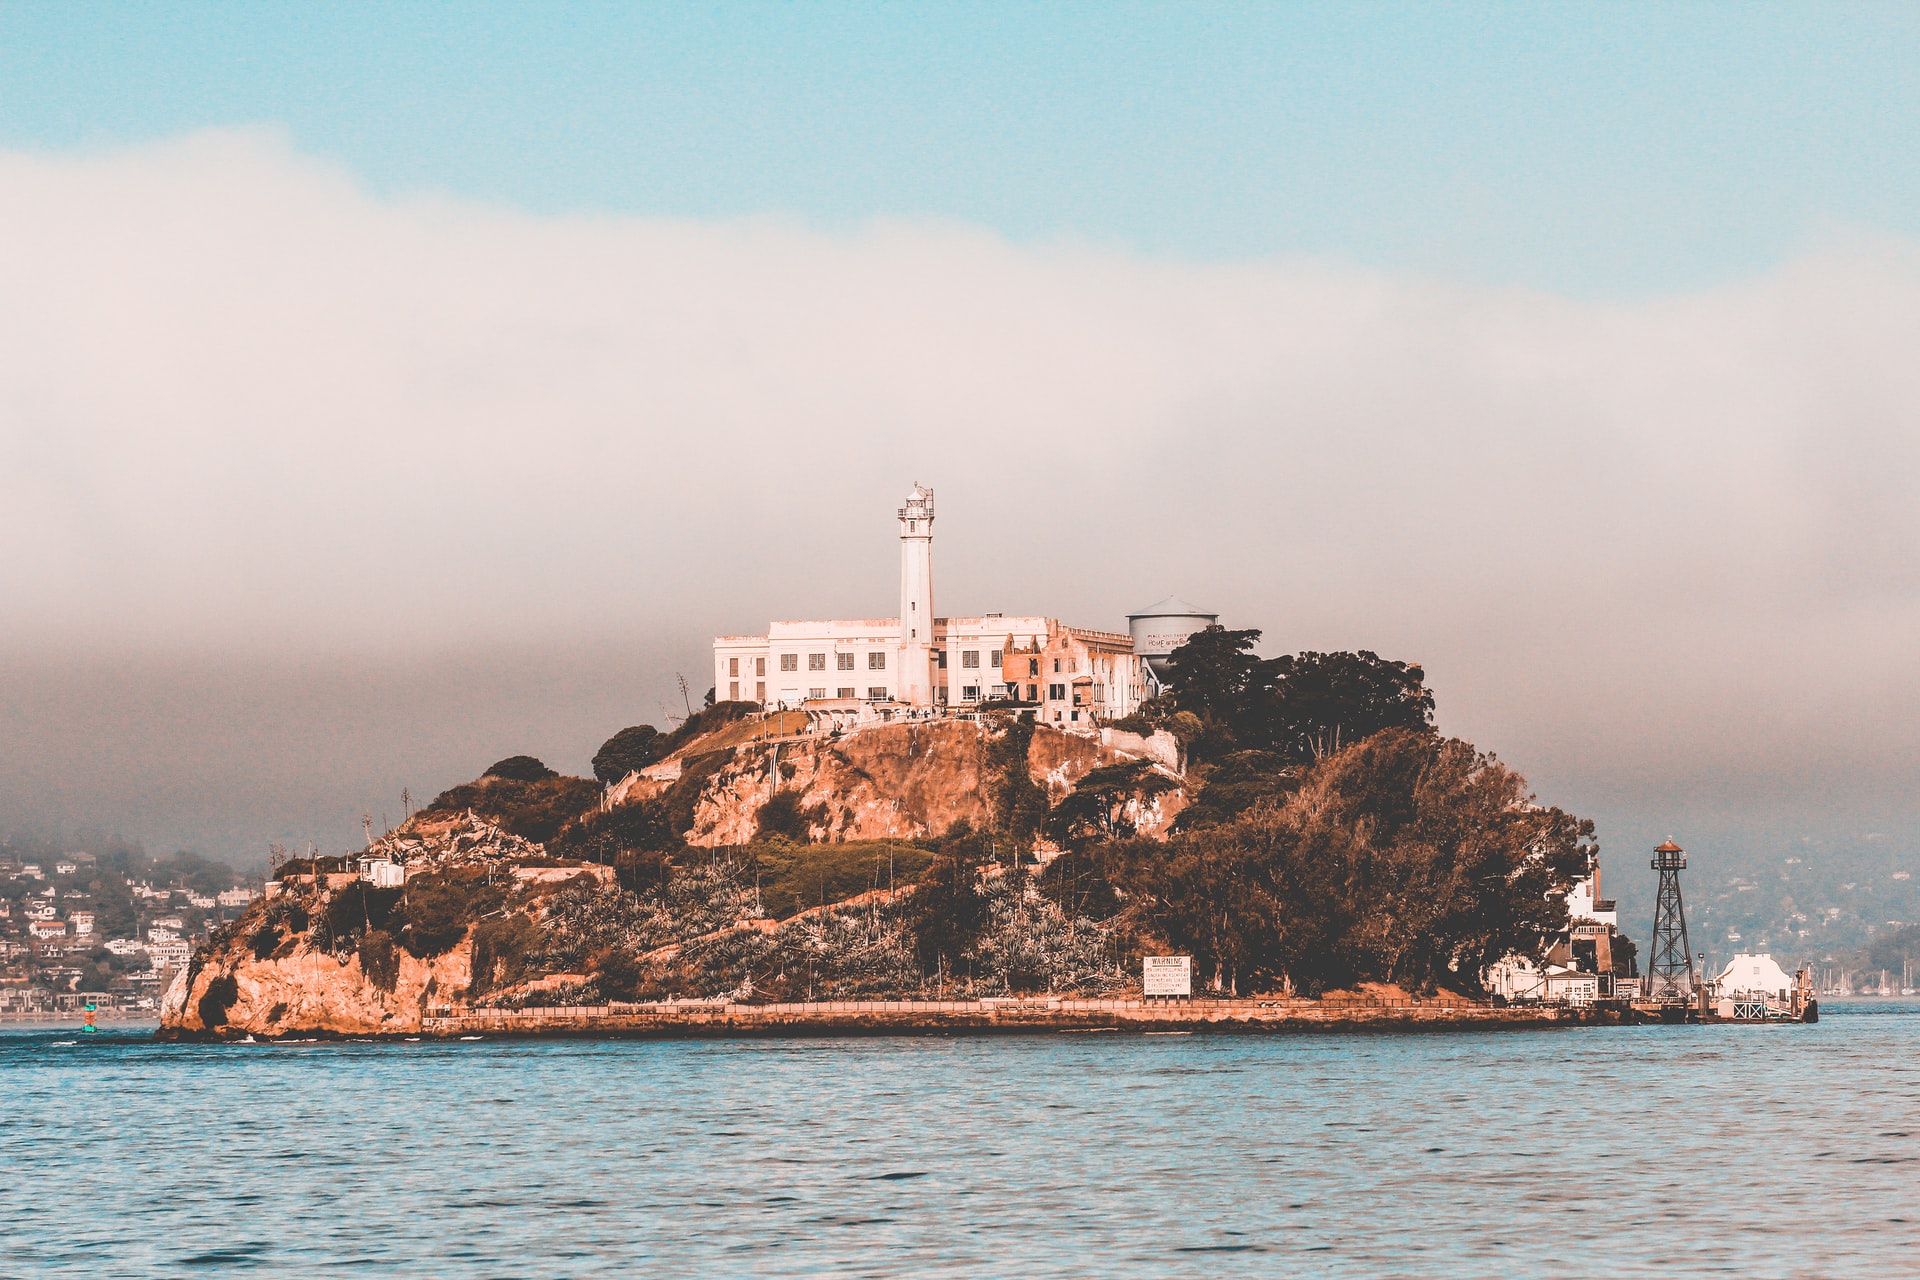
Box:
xmin=1162 ymin=625 xmax=1266 ymax=739
xmin=550 ymin=795 xmax=679 ymax=867
xmin=1121 ymin=729 xmax=1592 ymax=996
xmin=484 ymin=755 xmax=556 ymax=782
xmin=1255 ymin=650 xmax=1434 ymax=761
xmin=1173 ymin=750 xmax=1296 ymax=830
xmin=1160 ymin=625 xmax=1437 ymax=765
xmin=907 ymin=855 xmax=988 ymax=977
xmin=1044 ymin=761 xmax=1177 ymax=847
xmin=592 ymin=725 xmax=663 ymax=783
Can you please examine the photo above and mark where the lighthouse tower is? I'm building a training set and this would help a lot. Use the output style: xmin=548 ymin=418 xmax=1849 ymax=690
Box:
xmin=897 ymin=482 xmax=935 ymax=707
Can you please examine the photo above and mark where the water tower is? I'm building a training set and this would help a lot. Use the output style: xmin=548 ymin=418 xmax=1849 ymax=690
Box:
xmin=1127 ymin=596 xmax=1219 ymax=691
xmin=1646 ymin=839 xmax=1696 ymax=1003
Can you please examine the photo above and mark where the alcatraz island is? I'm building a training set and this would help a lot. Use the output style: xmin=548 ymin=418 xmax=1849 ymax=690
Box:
xmin=159 ymin=484 xmax=1806 ymax=1040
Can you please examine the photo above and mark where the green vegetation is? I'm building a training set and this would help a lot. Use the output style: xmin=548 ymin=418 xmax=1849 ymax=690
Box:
xmin=1044 ymin=761 xmax=1177 ymax=845
xmin=1148 ymin=625 xmax=1434 ymax=764
xmin=747 ymin=838 xmax=932 ymax=919
xmin=197 ymin=974 xmax=239 ymax=1030
xmin=754 ymin=792 xmax=824 ymax=842
xmin=358 ymin=929 xmax=399 ymax=991
xmin=484 ymin=755 xmax=558 ymax=782
xmin=396 ymin=869 xmax=505 ymax=958
xmin=659 ymin=701 xmax=758 ymax=755
xmin=421 ymin=774 xmax=601 ymax=844
xmin=984 ymin=717 xmax=1050 ymax=851
xmin=1041 ymin=729 xmax=1591 ymax=996
xmin=592 ymin=725 xmax=663 ymax=783
xmin=467 ymin=914 xmax=543 ymax=997
xmin=663 ymin=751 xmax=732 ymax=836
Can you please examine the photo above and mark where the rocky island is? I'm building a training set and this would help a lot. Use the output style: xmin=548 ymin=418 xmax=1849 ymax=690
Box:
xmin=161 ymin=622 xmax=1624 ymax=1040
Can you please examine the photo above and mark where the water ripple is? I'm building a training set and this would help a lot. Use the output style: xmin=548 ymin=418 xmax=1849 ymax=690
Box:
xmin=3 ymin=1003 xmax=1918 ymax=1277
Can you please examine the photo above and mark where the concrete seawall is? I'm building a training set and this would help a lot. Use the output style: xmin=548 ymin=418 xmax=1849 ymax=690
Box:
xmin=420 ymin=996 xmax=1612 ymax=1038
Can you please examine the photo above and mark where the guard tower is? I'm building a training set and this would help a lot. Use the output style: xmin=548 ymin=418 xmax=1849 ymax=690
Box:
xmin=1646 ymin=839 xmax=1695 ymax=1002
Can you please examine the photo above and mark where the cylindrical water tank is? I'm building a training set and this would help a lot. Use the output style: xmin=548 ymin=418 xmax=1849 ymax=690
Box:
xmin=1127 ymin=596 xmax=1219 ymax=682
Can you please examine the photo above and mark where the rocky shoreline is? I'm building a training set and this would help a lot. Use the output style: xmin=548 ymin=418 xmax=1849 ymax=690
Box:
xmin=157 ymin=992 xmax=1622 ymax=1040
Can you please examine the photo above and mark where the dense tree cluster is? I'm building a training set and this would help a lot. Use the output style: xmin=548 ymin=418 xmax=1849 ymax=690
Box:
xmin=1154 ymin=626 xmax=1434 ymax=764
xmin=1041 ymin=729 xmax=1593 ymax=995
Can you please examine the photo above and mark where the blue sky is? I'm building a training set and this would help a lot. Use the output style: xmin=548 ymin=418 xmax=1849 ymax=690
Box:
xmin=5 ymin=3 xmax=1918 ymax=295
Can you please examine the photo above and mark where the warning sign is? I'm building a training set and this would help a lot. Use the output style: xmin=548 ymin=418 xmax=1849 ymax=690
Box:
xmin=1143 ymin=955 xmax=1192 ymax=997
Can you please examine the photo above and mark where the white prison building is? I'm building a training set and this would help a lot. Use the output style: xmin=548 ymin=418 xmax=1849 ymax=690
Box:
xmin=713 ymin=484 xmax=1149 ymax=725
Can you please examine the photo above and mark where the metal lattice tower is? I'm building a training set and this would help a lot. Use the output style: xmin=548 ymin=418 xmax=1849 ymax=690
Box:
xmin=1646 ymin=839 xmax=1695 ymax=1002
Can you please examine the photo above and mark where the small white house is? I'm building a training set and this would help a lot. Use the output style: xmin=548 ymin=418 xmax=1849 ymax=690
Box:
xmin=54 ymin=860 xmax=78 ymax=876
xmin=361 ymin=860 xmax=406 ymax=889
xmin=1484 ymin=952 xmax=1546 ymax=1001
xmin=70 ymin=911 xmax=94 ymax=936
xmin=1714 ymin=953 xmax=1793 ymax=1003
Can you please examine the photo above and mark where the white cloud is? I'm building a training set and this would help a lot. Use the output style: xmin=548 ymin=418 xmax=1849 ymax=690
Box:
xmin=5 ymin=128 xmax=1920 ymax=844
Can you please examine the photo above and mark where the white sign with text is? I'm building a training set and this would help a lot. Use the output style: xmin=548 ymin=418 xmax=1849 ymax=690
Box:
xmin=1143 ymin=955 xmax=1192 ymax=997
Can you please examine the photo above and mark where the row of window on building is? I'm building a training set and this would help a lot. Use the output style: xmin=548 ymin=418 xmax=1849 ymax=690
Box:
xmin=727 ymin=649 xmax=1016 ymax=678
xmin=727 ymin=682 xmax=904 ymax=702
xmin=728 ymin=653 xmax=890 ymax=677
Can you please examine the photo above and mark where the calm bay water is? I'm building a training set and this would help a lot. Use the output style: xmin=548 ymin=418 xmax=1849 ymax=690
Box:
xmin=4 ymin=1003 xmax=1918 ymax=1277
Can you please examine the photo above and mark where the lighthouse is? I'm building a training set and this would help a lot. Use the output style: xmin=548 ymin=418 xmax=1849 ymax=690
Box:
xmin=897 ymin=482 xmax=935 ymax=707
xmin=710 ymin=482 xmax=1151 ymax=722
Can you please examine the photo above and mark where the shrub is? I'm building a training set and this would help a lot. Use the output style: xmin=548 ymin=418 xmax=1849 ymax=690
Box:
xmin=322 ymin=882 xmax=403 ymax=949
xmin=907 ymin=855 xmax=988 ymax=975
xmin=485 ymin=755 xmax=557 ymax=781
xmin=359 ymin=930 xmax=400 ymax=992
xmin=661 ymin=701 xmax=756 ymax=754
xmin=592 ymin=725 xmax=662 ymax=783
xmin=985 ymin=718 xmax=1050 ymax=849
xmin=422 ymin=775 xmax=602 ymax=844
xmin=588 ymin=945 xmax=645 ymax=1001
xmin=748 ymin=839 xmax=933 ymax=919
xmin=398 ymin=871 xmax=504 ymax=958
xmin=551 ymin=796 xmax=679 ymax=865
xmin=664 ymin=751 xmax=732 ymax=836
xmin=755 ymin=791 xmax=826 ymax=842
xmin=468 ymin=915 xmax=543 ymax=997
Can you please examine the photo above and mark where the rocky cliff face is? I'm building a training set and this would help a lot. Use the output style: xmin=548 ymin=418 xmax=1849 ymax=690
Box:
xmin=684 ymin=720 xmax=1182 ymax=846
xmin=160 ymin=714 xmax=1186 ymax=1038
xmin=162 ymin=932 xmax=471 ymax=1038
xmin=686 ymin=721 xmax=991 ymax=845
